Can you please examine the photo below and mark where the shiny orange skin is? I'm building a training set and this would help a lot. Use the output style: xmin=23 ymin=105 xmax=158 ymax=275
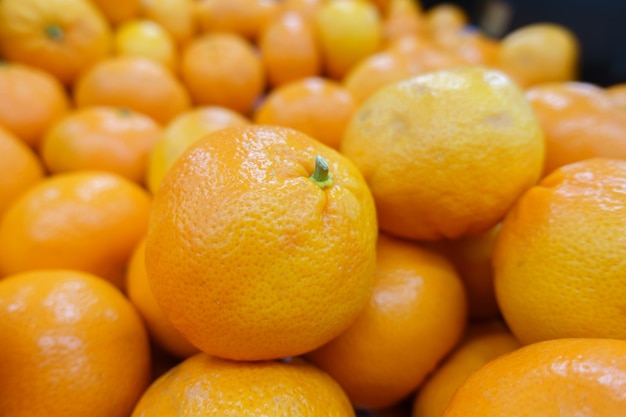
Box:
xmin=145 ymin=125 xmax=378 ymax=361
xmin=0 ymin=63 xmax=70 ymax=148
xmin=146 ymin=106 xmax=250 ymax=193
xmin=0 ymin=171 xmax=152 ymax=288
xmin=306 ymin=233 xmax=467 ymax=410
xmin=442 ymin=338 xmax=626 ymax=416
xmin=89 ymin=0 xmax=141 ymax=25
xmin=126 ymin=237 xmax=199 ymax=358
xmin=494 ymin=158 xmax=626 ymax=345
xmin=0 ymin=0 xmax=112 ymax=85
xmin=131 ymin=354 xmax=355 ymax=416
xmin=341 ymin=66 xmax=545 ymax=241
xmin=258 ymin=11 xmax=321 ymax=88
xmin=195 ymin=0 xmax=281 ymax=41
xmin=181 ymin=33 xmax=265 ymax=115
xmin=526 ymin=81 xmax=626 ymax=176
xmin=254 ymin=77 xmax=357 ymax=149
xmin=74 ymin=56 xmax=191 ymax=125
xmin=40 ymin=107 xmax=162 ymax=185
xmin=412 ymin=326 xmax=521 ymax=417
xmin=0 ymin=269 xmax=151 ymax=417
xmin=0 ymin=125 xmax=45 ymax=217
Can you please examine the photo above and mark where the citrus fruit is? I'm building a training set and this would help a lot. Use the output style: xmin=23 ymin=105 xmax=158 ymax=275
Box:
xmin=180 ymin=32 xmax=265 ymax=115
xmin=0 ymin=125 xmax=45 ymax=217
xmin=145 ymin=125 xmax=378 ymax=361
xmin=0 ymin=269 xmax=151 ymax=417
xmin=131 ymin=354 xmax=355 ymax=416
xmin=140 ymin=0 xmax=196 ymax=46
xmin=305 ymin=233 xmax=467 ymax=410
xmin=0 ymin=62 xmax=70 ymax=148
xmin=315 ymin=0 xmax=383 ymax=79
xmin=74 ymin=56 xmax=191 ymax=124
xmin=494 ymin=157 xmax=626 ymax=345
xmin=497 ymin=22 xmax=579 ymax=89
xmin=254 ymin=76 xmax=357 ymax=150
xmin=146 ymin=106 xmax=250 ymax=193
xmin=0 ymin=0 xmax=112 ymax=85
xmin=114 ymin=19 xmax=178 ymax=72
xmin=40 ymin=107 xmax=162 ymax=185
xmin=126 ymin=237 xmax=199 ymax=358
xmin=258 ymin=11 xmax=321 ymax=88
xmin=442 ymin=338 xmax=626 ymax=416
xmin=340 ymin=65 xmax=545 ymax=241
xmin=195 ymin=0 xmax=281 ymax=41
xmin=0 ymin=171 xmax=152 ymax=288
xmin=412 ymin=324 xmax=521 ymax=417
xmin=381 ymin=0 xmax=425 ymax=42
xmin=607 ymin=82 xmax=626 ymax=111
xmin=89 ymin=0 xmax=141 ymax=25
xmin=526 ymin=81 xmax=626 ymax=176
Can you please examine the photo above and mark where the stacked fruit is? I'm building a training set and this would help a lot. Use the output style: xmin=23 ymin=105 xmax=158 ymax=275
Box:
xmin=1 ymin=0 xmax=626 ymax=416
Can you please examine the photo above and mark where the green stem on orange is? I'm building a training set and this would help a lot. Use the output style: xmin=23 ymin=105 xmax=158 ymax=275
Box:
xmin=117 ymin=107 xmax=133 ymax=118
xmin=310 ymin=155 xmax=334 ymax=189
xmin=45 ymin=24 xmax=64 ymax=42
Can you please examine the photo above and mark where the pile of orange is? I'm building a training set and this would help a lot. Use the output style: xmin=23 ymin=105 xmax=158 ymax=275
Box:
xmin=1 ymin=0 xmax=626 ymax=416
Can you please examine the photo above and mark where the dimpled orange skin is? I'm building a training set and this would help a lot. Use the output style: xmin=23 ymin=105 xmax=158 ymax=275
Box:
xmin=441 ymin=338 xmax=626 ymax=416
xmin=145 ymin=125 xmax=378 ymax=361
xmin=0 ymin=269 xmax=151 ymax=417
xmin=0 ymin=171 xmax=152 ymax=288
xmin=131 ymin=354 xmax=356 ymax=416
xmin=494 ymin=158 xmax=626 ymax=345
xmin=305 ymin=233 xmax=467 ymax=410
xmin=340 ymin=66 xmax=545 ymax=241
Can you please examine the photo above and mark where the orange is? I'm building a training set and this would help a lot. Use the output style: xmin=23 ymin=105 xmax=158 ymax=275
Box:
xmin=0 ymin=0 xmax=112 ymax=85
xmin=145 ymin=125 xmax=378 ymax=361
xmin=315 ymin=0 xmax=383 ymax=79
xmin=526 ymin=81 xmax=626 ymax=176
xmin=412 ymin=324 xmax=521 ymax=417
xmin=381 ymin=0 xmax=425 ymax=43
xmin=430 ymin=224 xmax=502 ymax=319
xmin=391 ymin=34 xmax=466 ymax=72
xmin=254 ymin=76 xmax=357 ymax=150
xmin=305 ymin=233 xmax=467 ymax=410
xmin=0 ymin=171 xmax=152 ymax=288
xmin=180 ymin=33 xmax=265 ymax=115
xmin=0 ymin=125 xmax=45 ymax=218
xmin=0 ymin=269 xmax=151 ymax=417
xmin=114 ymin=19 xmax=178 ymax=73
xmin=497 ymin=23 xmax=579 ymax=89
xmin=435 ymin=28 xmax=500 ymax=67
xmin=341 ymin=66 xmax=545 ymax=241
xmin=423 ymin=3 xmax=468 ymax=38
xmin=607 ymin=82 xmax=626 ymax=111
xmin=89 ymin=0 xmax=141 ymax=25
xmin=74 ymin=56 xmax=191 ymax=125
xmin=283 ymin=0 xmax=327 ymax=24
xmin=40 ymin=107 xmax=162 ymax=185
xmin=195 ymin=0 xmax=281 ymax=41
xmin=140 ymin=0 xmax=196 ymax=46
xmin=442 ymin=338 xmax=626 ymax=416
xmin=0 ymin=62 xmax=70 ymax=148
xmin=126 ymin=237 xmax=199 ymax=358
xmin=132 ymin=354 xmax=355 ymax=415
xmin=258 ymin=11 xmax=321 ymax=88
xmin=146 ymin=106 xmax=250 ymax=193
xmin=494 ymin=158 xmax=626 ymax=345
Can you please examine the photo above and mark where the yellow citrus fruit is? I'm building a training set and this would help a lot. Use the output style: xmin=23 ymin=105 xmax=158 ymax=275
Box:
xmin=145 ymin=125 xmax=378 ymax=361
xmin=340 ymin=65 xmax=545 ymax=241
xmin=114 ymin=19 xmax=178 ymax=72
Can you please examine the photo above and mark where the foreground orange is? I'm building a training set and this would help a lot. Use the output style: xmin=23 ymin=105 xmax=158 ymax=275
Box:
xmin=0 ymin=269 xmax=151 ymax=417
xmin=341 ymin=66 xmax=545 ymax=241
xmin=494 ymin=158 xmax=626 ymax=344
xmin=442 ymin=338 xmax=626 ymax=416
xmin=132 ymin=354 xmax=355 ymax=416
xmin=145 ymin=125 xmax=378 ymax=361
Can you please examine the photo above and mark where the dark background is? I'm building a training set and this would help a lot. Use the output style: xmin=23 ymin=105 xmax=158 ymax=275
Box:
xmin=421 ymin=0 xmax=626 ymax=87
